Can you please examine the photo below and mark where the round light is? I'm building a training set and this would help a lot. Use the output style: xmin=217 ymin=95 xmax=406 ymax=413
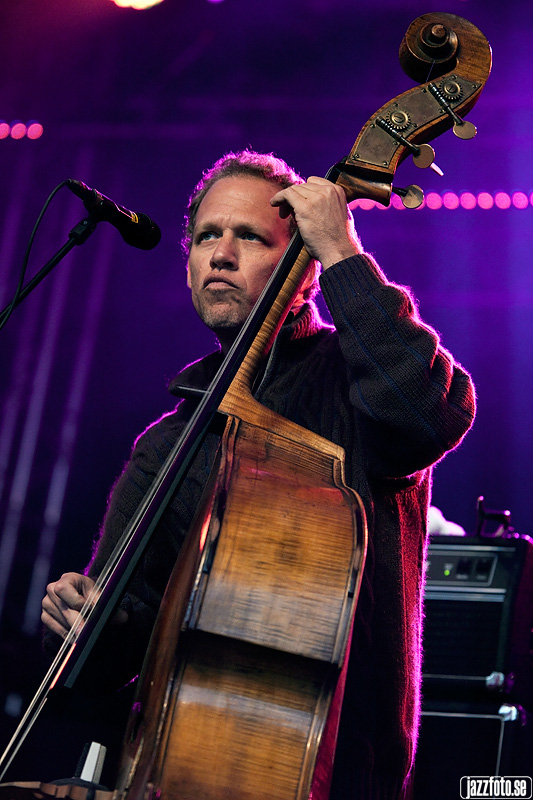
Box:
xmin=10 ymin=122 xmax=27 ymax=140
xmin=442 ymin=192 xmax=459 ymax=210
xmin=0 ymin=121 xmax=10 ymax=139
xmin=27 ymin=122 xmax=44 ymax=140
xmin=391 ymin=194 xmax=405 ymax=210
xmin=459 ymin=192 xmax=477 ymax=210
xmin=357 ymin=198 xmax=377 ymax=210
xmin=477 ymin=192 xmax=494 ymax=210
xmin=112 ymin=0 xmax=164 ymax=7
xmin=494 ymin=192 xmax=511 ymax=210
xmin=425 ymin=192 xmax=442 ymax=210
xmin=512 ymin=192 xmax=528 ymax=209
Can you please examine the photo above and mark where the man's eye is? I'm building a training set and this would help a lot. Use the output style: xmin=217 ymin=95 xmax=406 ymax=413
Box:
xmin=241 ymin=232 xmax=261 ymax=241
xmin=197 ymin=231 xmax=217 ymax=242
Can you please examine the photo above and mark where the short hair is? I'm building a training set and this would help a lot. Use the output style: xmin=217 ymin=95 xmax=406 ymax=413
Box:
xmin=182 ymin=149 xmax=319 ymax=299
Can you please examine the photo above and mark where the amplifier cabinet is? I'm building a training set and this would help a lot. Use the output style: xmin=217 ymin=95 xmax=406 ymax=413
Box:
xmin=422 ymin=535 xmax=533 ymax=709
xmin=413 ymin=702 xmax=533 ymax=800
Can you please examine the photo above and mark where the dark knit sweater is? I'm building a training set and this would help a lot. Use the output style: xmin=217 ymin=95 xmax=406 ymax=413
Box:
xmin=84 ymin=253 xmax=475 ymax=799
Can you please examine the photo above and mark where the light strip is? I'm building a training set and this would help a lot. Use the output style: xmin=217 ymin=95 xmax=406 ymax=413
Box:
xmin=0 ymin=122 xmax=44 ymax=140
xmin=351 ymin=191 xmax=532 ymax=210
xmin=1 ymin=122 xmax=530 ymax=212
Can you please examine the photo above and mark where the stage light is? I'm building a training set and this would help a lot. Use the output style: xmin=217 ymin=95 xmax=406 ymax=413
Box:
xmin=459 ymin=192 xmax=477 ymax=210
xmin=425 ymin=192 xmax=442 ymax=210
xmin=357 ymin=198 xmax=377 ymax=210
xmin=477 ymin=192 xmax=494 ymax=210
xmin=443 ymin=192 xmax=459 ymax=210
xmin=111 ymin=0 xmax=164 ymax=8
xmin=27 ymin=122 xmax=44 ymax=140
xmin=512 ymin=192 xmax=528 ymax=209
xmin=494 ymin=192 xmax=511 ymax=210
xmin=0 ymin=122 xmax=10 ymax=139
xmin=391 ymin=194 xmax=406 ymax=210
xmin=10 ymin=122 xmax=27 ymax=140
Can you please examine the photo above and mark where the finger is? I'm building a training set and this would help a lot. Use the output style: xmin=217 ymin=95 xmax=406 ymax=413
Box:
xmin=271 ymin=181 xmax=342 ymax=212
xmin=270 ymin=197 xmax=293 ymax=219
xmin=306 ymin=175 xmax=331 ymax=187
xmin=42 ymin=592 xmax=67 ymax=625
xmin=42 ymin=592 xmax=73 ymax=636
xmin=53 ymin=573 xmax=97 ymax=612
xmin=41 ymin=573 xmax=96 ymax=636
xmin=270 ymin=186 xmax=297 ymax=210
xmin=42 ymin=587 xmax=89 ymax=637
xmin=305 ymin=177 xmax=349 ymax=204
xmin=42 ymin=581 xmax=82 ymax=621
xmin=41 ymin=606 xmax=70 ymax=638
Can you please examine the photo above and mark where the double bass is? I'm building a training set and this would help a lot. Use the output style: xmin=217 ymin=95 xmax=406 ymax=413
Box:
xmin=0 ymin=12 xmax=491 ymax=799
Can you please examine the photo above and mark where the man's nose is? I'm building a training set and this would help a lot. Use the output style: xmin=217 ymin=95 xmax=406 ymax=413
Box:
xmin=210 ymin=233 xmax=238 ymax=269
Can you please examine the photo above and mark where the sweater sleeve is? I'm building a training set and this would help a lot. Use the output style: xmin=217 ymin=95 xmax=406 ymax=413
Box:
xmin=320 ymin=253 xmax=476 ymax=478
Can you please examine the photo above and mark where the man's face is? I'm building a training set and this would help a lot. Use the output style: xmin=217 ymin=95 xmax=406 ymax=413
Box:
xmin=187 ymin=175 xmax=292 ymax=344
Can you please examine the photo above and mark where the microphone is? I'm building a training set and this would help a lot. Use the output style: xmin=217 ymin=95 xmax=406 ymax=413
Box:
xmin=67 ymin=179 xmax=161 ymax=250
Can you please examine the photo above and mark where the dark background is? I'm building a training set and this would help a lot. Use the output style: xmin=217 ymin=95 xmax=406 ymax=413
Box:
xmin=0 ymin=0 xmax=532 ymax=782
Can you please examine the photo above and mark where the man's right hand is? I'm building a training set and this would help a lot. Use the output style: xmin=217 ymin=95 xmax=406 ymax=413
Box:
xmin=41 ymin=572 xmax=98 ymax=638
xmin=42 ymin=572 xmax=129 ymax=637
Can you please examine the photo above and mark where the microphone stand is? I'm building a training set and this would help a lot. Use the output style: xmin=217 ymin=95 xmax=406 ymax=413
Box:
xmin=0 ymin=214 xmax=97 ymax=328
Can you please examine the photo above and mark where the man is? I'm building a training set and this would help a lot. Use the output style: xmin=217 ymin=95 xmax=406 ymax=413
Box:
xmin=42 ymin=150 xmax=476 ymax=798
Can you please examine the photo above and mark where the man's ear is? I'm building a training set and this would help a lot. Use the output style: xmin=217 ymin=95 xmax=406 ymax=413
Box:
xmin=186 ymin=263 xmax=191 ymax=289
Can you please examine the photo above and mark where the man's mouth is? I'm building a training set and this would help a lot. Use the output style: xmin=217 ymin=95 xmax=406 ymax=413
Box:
xmin=203 ymin=275 xmax=238 ymax=289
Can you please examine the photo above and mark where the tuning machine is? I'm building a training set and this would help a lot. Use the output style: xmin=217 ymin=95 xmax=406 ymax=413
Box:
xmin=412 ymin=143 xmax=442 ymax=175
xmin=376 ymin=118 xmax=444 ymax=176
xmin=392 ymin=184 xmax=424 ymax=209
xmin=428 ymin=81 xmax=477 ymax=139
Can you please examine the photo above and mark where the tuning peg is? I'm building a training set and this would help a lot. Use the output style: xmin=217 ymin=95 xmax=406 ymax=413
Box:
xmin=376 ymin=120 xmax=444 ymax=175
xmin=453 ymin=120 xmax=477 ymax=140
xmin=392 ymin=185 xmax=424 ymax=209
xmin=411 ymin=143 xmax=445 ymax=176
xmin=412 ymin=143 xmax=444 ymax=175
xmin=428 ymin=82 xmax=477 ymax=139
xmin=412 ymin=143 xmax=435 ymax=169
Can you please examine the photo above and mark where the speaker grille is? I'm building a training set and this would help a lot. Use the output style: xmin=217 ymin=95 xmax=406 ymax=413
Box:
xmin=423 ymin=597 xmax=503 ymax=676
